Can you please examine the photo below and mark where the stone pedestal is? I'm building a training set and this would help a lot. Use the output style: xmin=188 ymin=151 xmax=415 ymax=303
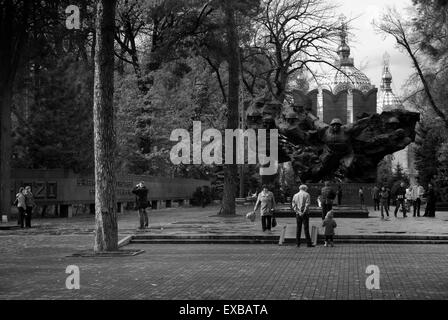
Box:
xmin=274 ymin=205 xmax=369 ymax=218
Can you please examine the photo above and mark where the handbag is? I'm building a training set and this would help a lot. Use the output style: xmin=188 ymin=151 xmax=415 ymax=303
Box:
xmin=272 ymin=217 xmax=277 ymax=228
xmin=246 ymin=211 xmax=256 ymax=222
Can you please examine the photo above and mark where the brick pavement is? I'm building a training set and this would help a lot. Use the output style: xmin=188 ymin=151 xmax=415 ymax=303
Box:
xmin=1 ymin=204 xmax=447 ymax=238
xmin=1 ymin=205 xmax=448 ymax=300
xmin=0 ymin=233 xmax=447 ymax=300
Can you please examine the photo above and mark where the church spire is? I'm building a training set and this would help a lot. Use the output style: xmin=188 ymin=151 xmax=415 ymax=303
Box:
xmin=381 ymin=52 xmax=393 ymax=91
xmin=337 ymin=15 xmax=354 ymax=67
xmin=378 ymin=52 xmax=402 ymax=112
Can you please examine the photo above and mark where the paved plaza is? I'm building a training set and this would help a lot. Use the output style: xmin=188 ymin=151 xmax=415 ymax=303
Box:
xmin=0 ymin=205 xmax=448 ymax=300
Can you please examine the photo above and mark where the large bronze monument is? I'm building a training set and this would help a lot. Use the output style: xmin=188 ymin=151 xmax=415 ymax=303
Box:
xmin=246 ymin=93 xmax=420 ymax=183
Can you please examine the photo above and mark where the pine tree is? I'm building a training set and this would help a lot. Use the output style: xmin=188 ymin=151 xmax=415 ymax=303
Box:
xmin=93 ymin=0 xmax=118 ymax=252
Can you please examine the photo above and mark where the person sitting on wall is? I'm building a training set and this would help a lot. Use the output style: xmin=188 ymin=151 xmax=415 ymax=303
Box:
xmin=132 ymin=182 xmax=150 ymax=230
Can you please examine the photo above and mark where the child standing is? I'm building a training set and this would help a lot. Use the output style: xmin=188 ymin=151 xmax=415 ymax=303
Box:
xmin=322 ymin=210 xmax=337 ymax=247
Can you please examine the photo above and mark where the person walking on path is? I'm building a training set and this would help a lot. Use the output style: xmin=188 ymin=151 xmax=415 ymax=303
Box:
xmin=24 ymin=186 xmax=35 ymax=228
xmin=292 ymin=185 xmax=314 ymax=247
xmin=132 ymin=182 xmax=150 ymax=229
xmin=386 ymin=186 xmax=391 ymax=210
xmin=394 ymin=182 xmax=407 ymax=218
xmin=254 ymin=185 xmax=276 ymax=233
xmin=322 ymin=210 xmax=337 ymax=247
xmin=359 ymin=187 xmax=365 ymax=207
xmin=372 ymin=185 xmax=380 ymax=211
xmin=379 ymin=186 xmax=390 ymax=219
xmin=337 ymin=185 xmax=343 ymax=206
xmin=411 ymin=182 xmax=425 ymax=217
xmin=320 ymin=181 xmax=336 ymax=220
xmin=423 ymin=183 xmax=437 ymax=217
xmin=15 ymin=187 xmax=26 ymax=228
xmin=405 ymin=187 xmax=413 ymax=212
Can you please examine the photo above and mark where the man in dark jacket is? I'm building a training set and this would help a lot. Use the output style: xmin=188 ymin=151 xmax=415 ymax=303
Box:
xmin=132 ymin=182 xmax=149 ymax=229
xmin=337 ymin=185 xmax=343 ymax=206
xmin=24 ymin=186 xmax=35 ymax=228
xmin=320 ymin=181 xmax=336 ymax=220
xmin=372 ymin=185 xmax=380 ymax=211
xmin=423 ymin=183 xmax=437 ymax=217
xmin=394 ymin=182 xmax=407 ymax=218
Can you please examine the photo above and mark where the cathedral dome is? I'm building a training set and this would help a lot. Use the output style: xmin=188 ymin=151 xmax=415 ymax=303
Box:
xmin=326 ymin=65 xmax=373 ymax=94
xmin=379 ymin=91 xmax=401 ymax=110
xmin=320 ymin=19 xmax=374 ymax=94
xmin=378 ymin=58 xmax=402 ymax=112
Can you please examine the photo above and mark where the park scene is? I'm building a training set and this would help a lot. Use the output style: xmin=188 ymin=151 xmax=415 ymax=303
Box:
xmin=0 ymin=0 xmax=448 ymax=302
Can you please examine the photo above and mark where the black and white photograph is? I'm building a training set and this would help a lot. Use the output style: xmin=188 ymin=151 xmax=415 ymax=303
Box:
xmin=0 ymin=0 xmax=447 ymax=310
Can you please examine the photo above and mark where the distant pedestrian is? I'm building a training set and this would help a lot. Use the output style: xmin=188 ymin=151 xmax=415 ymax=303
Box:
xmin=132 ymin=182 xmax=150 ymax=229
xmin=322 ymin=210 xmax=337 ymax=247
xmin=359 ymin=187 xmax=365 ymax=207
xmin=292 ymin=185 xmax=314 ymax=248
xmin=405 ymin=187 xmax=413 ymax=212
xmin=24 ymin=186 xmax=35 ymax=228
xmin=394 ymin=182 xmax=407 ymax=218
xmin=379 ymin=187 xmax=390 ymax=219
xmin=411 ymin=182 xmax=425 ymax=217
xmin=386 ymin=187 xmax=391 ymax=210
xmin=201 ymin=186 xmax=207 ymax=208
xmin=15 ymin=187 xmax=26 ymax=228
xmin=423 ymin=183 xmax=437 ymax=218
xmin=337 ymin=185 xmax=343 ymax=206
xmin=320 ymin=181 xmax=336 ymax=220
xmin=372 ymin=185 xmax=380 ymax=211
xmin=254 ymin=185 xmax=276 ymax=233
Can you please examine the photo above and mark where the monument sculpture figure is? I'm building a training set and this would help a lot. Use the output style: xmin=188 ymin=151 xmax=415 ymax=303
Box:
xmin=246 ymin=92 xmax=420 ymax=183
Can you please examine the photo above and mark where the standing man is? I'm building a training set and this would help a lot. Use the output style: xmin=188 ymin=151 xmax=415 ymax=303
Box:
xmin=24 ymin=186 xmax=35 ymax=228
xmin=424 ymin=183 xmax=437 ymax=217
xmin=320 ymin=181 xmax=336 ymax=220
xmin=394 ymin=182 xmax=407 ymax=218
xmin=16 ymin=187 xmax=26 ymax=228
xmin=411 ymin=182 xmax=425 ymax=217
xmin=371 ymin=185 xmax=380 ymax=211
xmin=379 ymin=187 xmax=390 ymax=219
xmin=359 ymin=187 xmax=365 ymax=207
xmin=254 ymin=185 xmax=276 ymax=233
xmin=132 ymin=182 xmax=149 ymax=230
xmin=337 ymin=185 xmax=343 ymax=206
xmin=386 ymin=186 xmax=391 ymax=211
xmin=292 ymin=185 xmax=314 ymax=248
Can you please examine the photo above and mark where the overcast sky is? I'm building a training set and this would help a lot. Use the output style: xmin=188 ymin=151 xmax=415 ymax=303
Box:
xmin=334 ymin=0 xmax=414 ymax=96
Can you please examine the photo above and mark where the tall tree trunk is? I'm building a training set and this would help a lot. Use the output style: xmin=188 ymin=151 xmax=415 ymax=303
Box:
xmin=93 ymin=0 xmax=118 ymax=252
xmin=221 ymin=1 xmax=240 ymax=216
xmin=0 ymin=82 xmax=12 ymax=219
xmin=0 ymin=0 xmax=29 ymax=219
